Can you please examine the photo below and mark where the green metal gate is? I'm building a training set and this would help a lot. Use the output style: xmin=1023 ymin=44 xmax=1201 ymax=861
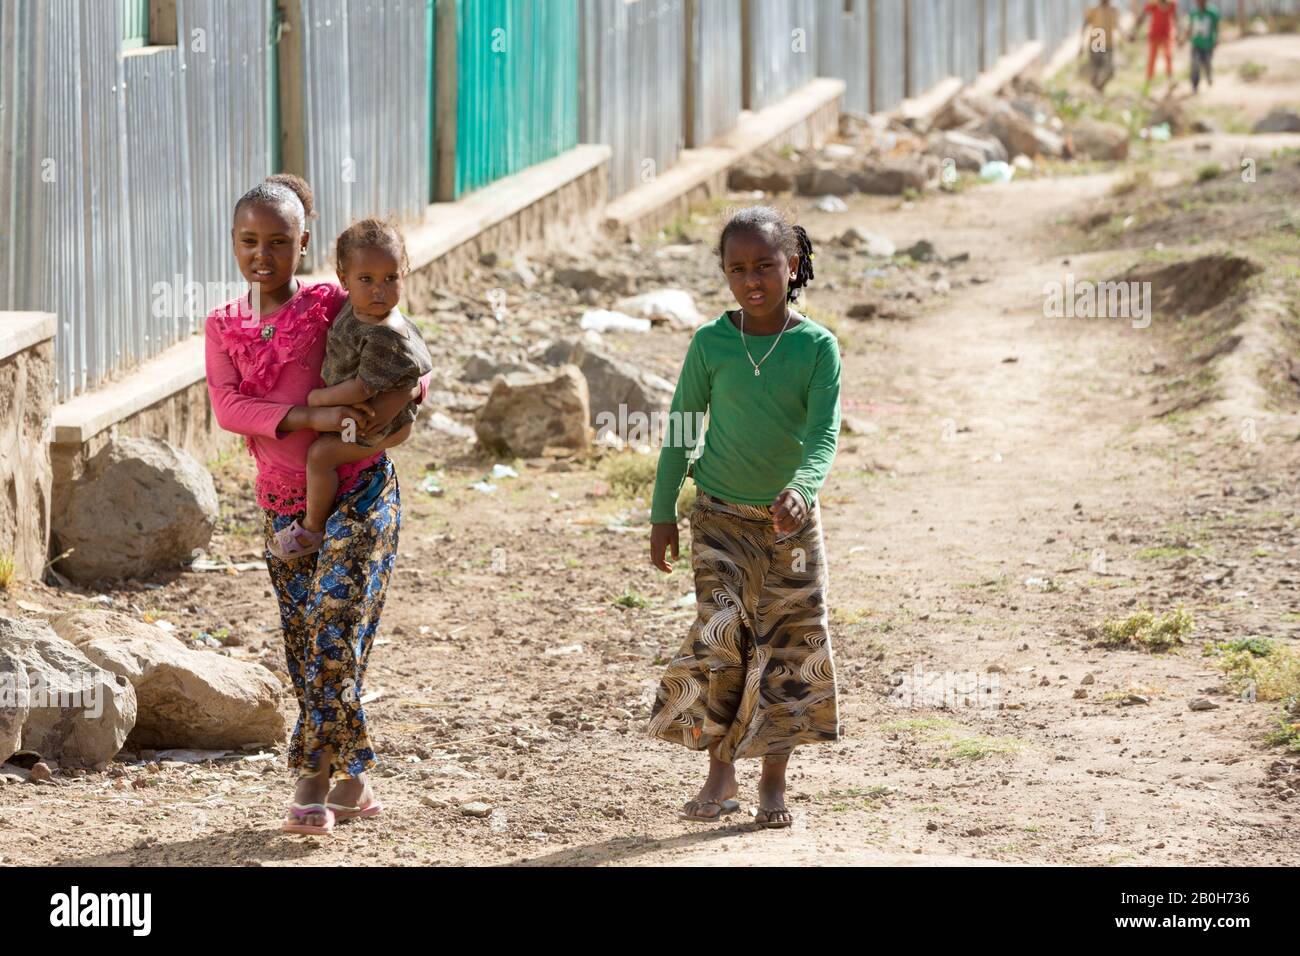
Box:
xmin=452 ymin=0 xmax=579 ymax=197
xmin=122 ymin=0 xmax=148 ymax=48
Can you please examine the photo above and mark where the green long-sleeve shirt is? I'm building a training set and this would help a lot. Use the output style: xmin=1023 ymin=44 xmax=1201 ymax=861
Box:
xmin=650 ymin=311 xmax=841 ymax=524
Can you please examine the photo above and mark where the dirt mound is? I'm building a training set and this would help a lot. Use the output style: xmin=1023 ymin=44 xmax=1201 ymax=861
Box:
xmin=1122 ymin=254 xmax=1261 ymax=317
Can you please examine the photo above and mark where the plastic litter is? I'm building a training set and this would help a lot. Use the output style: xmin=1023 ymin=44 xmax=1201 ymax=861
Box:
xmin=980 ymin=161 xmax=1016 ymax=183
xmin=812 ymin=195 xmax=849 ymax=213
xmin=579 ymin=310 xmax=651 ymax=334
xmin=491 ymin=464 xmax=520 ymax=480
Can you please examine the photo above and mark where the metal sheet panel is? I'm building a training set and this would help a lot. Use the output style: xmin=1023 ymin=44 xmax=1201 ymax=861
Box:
xmin=745 ymin=0 xmax=817 ymax=110
xmin=871 ymin=0 xmax=906 ymax=111
xmin=813 ymin=0 xmax=870 ymax=118
xmin=580 ymin=0 xmax=685 ymax=198
xmin=688 ymin=0 xmax=742 ymax=145
xmin=456 ymin=0 xmax=580 ymax=198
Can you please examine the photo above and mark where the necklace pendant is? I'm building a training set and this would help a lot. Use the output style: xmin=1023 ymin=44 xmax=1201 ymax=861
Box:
xmin=754 ymin=367 xmax=761 ymax=377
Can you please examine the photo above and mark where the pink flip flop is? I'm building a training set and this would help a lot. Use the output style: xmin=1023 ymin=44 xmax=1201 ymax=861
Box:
xmin=327 ymin=796 xmax=384 ymax=823
xmin=281 ymin=802 xmax=335 ymax=836
xmin=268 ymin=519 xmax=324 ymax=561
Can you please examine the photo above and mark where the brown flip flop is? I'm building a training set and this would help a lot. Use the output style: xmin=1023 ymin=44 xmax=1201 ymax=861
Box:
xmin=680 ymin=798 xmax=741 ymax=822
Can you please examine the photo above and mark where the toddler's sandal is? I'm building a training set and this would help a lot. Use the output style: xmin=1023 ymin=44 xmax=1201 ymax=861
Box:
xmin=268 ymin=519 xmax=324 ymax=561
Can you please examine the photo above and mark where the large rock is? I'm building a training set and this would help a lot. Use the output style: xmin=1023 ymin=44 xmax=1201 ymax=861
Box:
xmin=851 ymin=156 xmax=934 ymax=195
xmin=727 ymin=165 xmax=795 ymax=193
xmin=54 ymin=437 xmax=218 ymax=583
xmin=1067 ymin=119 xmax=1130 ymax=161
xmin=474 ymin=365 xmax=592 ymax=457
xmin=1253 ymin=109 xmax=1300 ymax=133
xmin=461 ymin=350 xmax=539 ymax=384
xmin=1149 ymin=98 xmax=1188 ymax=135
xmin=929 ymin=130 xmax=1009 ymax=171
xmin=553 ymin=266 xmax=635 ymax=296
xmin=0 ymin=615 xmax=135 ymax=767
xmin=932 ymin=96 xmax=982 ymax=132
xmin=0 ymin=645 xmax=29 ymax=762
xmin=542 ymin=339 xmax=675 ymax=429
xmin=795 ymin=165 xmax=858 ymax=196
xmin=51 ymin=610 xmax=286 ymax=750
xmin=981 ymin=107 xmax=1064 ymax=159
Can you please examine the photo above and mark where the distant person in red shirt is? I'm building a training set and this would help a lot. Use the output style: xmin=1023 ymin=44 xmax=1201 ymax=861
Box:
xmin=1133 ymin=0 xmax=1177 ymax=93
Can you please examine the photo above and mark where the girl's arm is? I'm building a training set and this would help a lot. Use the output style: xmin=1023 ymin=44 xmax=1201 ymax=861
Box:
xmin=308 ymin=376 xmax=377 ymax=408
xmin=784 ymin=332 xmax=842 ymax=511
xmin=649 ymin=335 xmax=710 ymax=525
xmin=205 ymin=316 xmax=297 ymax=439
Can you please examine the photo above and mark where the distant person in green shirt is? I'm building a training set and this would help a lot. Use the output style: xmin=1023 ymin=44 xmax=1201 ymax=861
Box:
xmin=1184 ymin=0 xmax=1221 ymax=93
xmin=647 ymin=206 xmax=842 ymax=829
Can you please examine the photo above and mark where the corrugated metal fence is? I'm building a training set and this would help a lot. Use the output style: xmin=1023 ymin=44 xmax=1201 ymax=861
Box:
xmin=292 ymin=0 xmax=431 ymax=270
xmin=686 ymin=0 xmax=742 ymax=147
xmin=581 ymin=0 xmax=685 ymax=199
xmin=872 ymin=0 xmax=907 ymax=111
xmin=814 ymin=0 xmax=871 ymax=118
xmin=454 ymin=0 xmax=580 ymax=198
xmin=2 ymin=0 xmax=1118 ymax=401
xmin=744 ymin=0 xmax=818 ymax=110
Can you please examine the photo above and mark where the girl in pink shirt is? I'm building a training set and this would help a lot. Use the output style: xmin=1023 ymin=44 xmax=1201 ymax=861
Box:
xmin=205 ymin=174 xmax=430 ymax=835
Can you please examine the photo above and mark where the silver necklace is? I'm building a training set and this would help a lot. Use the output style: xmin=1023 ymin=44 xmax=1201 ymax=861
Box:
xmin=740 ymin=308 xmax=789 ymax=376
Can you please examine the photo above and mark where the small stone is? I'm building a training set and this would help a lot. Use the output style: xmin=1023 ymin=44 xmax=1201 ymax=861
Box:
xmin=1073 ymin=688 xmax=1088 ymax=699
xmin=460 ymin=801 xmax=493 ymax=818
xmin=1121 ymin=694 xmax=1150 ymax=706
xmin=27 ymin=762 xmax=52 ymax=783
xmin=1081 ymin=674 xmax=1095 ymax=685
xmin=1188 ymin=698 xmax=1219 ymax=712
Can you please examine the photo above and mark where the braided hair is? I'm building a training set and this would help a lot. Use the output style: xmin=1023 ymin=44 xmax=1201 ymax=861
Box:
xmin=716 ymin=205 xmax=816 ymax=303
xmin=336 ymin=217 xmax=410 ymax=274
xmin=233 ymin=173 xmax=316 ymax=231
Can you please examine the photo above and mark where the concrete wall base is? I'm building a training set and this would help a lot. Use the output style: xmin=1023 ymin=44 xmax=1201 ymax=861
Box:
xmin=0 ymin=315 xmax=56 ymax=581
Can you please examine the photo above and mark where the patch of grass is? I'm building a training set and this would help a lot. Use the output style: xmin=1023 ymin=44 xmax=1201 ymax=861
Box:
xmin=1238 ymin=60 xmax=1266 ymax=82
xmin=1111 ymin=168 xmax=1153 ymax=197
xmin=612 ymin=588 xmax=650 ymax=610
xmin=0 ymin=553 xmax=13 ymax=590
xmin=1098 ymin=606 xmax=1194 ymax=650
xmin=599 ymin=451 xmax=658 ymax=498
xmin=1134 ymin=545 xmax=1193 ymax=561
xmin=1206 ymin=638 xmax=1300 ymax=702
xmin=1264 ymin=711 xmax=1300 ymax=752
xmin=1196 ymin=163 xmax=1224 ymax=183
xmin=880 ymin=717 xmax=959 ymax=734
xmin=943 ymin=735 xmax=1024 ymax=762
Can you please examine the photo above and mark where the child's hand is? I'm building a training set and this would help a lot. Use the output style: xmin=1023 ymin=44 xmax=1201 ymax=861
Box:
xmin=650 ymin=523 xmax=680 ymax=573
xmin=772 ymin=489 xmax=807 ymax=537
xmin=306 ymin=387 xmax=325 ymax=407
xmin=311 ymin=405 xmax=373 ymax=433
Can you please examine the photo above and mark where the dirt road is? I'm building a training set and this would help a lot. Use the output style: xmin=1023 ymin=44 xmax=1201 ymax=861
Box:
xmin=2 ymin=35 xmax=1297 ymax=868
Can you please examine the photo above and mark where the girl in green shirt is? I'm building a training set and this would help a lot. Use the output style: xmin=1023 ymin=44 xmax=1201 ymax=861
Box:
xmin=647 ymin=206 xmax=842 ymax=828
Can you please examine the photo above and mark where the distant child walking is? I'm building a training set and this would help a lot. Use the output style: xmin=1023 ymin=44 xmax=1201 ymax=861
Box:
xmin=1079 ymin=0 xmax=1121 ymax=92
xmin=267 ymin=218 xmax=433 ymax=560
xmin=1134 ymin=0 xmax=1177 ymax=93
xmin=1185 ymin=0 xmax=1222 ymax=94
xmin=647 ymin=206 xmax=841 ymax=828
xmin=205 ymin=174 xmax=431 ymax=836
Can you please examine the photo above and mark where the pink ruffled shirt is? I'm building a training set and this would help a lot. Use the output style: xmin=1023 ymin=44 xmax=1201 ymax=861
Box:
xmin=204 ymin=281 xmax=429 ymax=515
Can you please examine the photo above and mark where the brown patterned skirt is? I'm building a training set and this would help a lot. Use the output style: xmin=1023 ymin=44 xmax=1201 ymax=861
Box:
xmin=648 ymin=491 xmax=840 ymax=761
